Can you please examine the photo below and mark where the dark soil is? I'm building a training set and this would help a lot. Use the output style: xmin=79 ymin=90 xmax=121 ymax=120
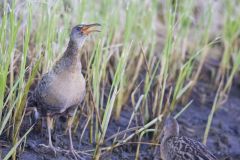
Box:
xmin=1 ymin=87 xmax=240 ymax=160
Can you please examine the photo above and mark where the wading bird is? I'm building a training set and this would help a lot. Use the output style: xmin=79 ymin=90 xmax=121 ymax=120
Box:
xmin=160 ymin=116 xmax=217 ymax=160
xmin=28 ymin=23 xmax=100 ymax=159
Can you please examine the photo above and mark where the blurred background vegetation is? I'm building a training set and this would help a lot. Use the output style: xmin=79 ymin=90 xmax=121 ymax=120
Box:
xmin=0 ymin=0 xmax=240 ymax=159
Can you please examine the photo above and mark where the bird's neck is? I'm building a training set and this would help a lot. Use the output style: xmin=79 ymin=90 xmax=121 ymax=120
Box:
xmin=64 ymin=39 xmax=81 ymax=56
xmin=166 ymin=129 xmax=178 ymax=138
xmin=53 ymin=40 xmax=83 ymax=73
xmin=162 ymin=126 xmax=179 ymax=144
xmin=62 ymin=40 xmax=82 ymax=67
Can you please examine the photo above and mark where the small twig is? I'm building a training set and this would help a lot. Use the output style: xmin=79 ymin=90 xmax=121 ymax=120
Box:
xmin=120 ymin=114 xmax=163 ymax=144
xmin=88 ymin=86 xmax=103 ymax=134
xmin=105 ymin=126 xmax=141 ymax=142
xmin=77 ymin=141 xmax=160 ymax=154
xmin=140 ymin=44 xmax=150 ymax=75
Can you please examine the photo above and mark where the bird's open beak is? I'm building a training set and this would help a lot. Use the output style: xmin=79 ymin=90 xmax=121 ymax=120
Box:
xmin=82 ymin=23 xmax=101 ymax=35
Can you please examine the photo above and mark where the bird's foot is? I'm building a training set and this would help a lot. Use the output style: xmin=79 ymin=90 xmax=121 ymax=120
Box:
xmin=67 ymin=148 xmax=82 ymax=160
xmin=38 ymin=143 xmax=60 ymax=156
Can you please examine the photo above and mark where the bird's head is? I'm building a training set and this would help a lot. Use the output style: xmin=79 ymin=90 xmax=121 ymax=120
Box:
xmin=70 ymin=23 xmax=101 ymax=48
xmin=162 ymin=116 xmax=179 ymax=138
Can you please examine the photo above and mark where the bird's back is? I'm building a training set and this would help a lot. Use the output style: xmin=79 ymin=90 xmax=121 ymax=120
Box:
xmin=161 ymin=136 xmax=217 ymax=160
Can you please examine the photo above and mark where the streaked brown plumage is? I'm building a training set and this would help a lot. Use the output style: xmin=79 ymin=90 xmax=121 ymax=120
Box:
xmin=28 ymin=23 xmax=100 ymax=159
xmin=160 ymin=117 xmax=217 ymax=160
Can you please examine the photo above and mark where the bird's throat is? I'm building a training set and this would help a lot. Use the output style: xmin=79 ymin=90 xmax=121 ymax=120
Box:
xmin=66 ymin=36 xmax=86 ymax=55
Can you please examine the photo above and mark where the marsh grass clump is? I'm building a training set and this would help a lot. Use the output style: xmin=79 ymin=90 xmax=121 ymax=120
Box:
xmin=0 ymin=0 xmax=240 ymax=159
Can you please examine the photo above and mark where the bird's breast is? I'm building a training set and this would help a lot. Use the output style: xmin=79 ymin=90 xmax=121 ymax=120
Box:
xmin=50 ymin=70 xmax=86 ymax=108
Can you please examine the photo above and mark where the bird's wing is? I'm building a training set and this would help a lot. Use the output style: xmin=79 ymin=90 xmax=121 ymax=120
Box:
xmin=34 ymin=73 xmax=53 ymax=99
xmin=169 ymin=136 xmax=217 ymax=160
xmin=33 ymin=73 xmax=63 ymax=110
xmin=27 ymin=74 xmax=51 ymax=108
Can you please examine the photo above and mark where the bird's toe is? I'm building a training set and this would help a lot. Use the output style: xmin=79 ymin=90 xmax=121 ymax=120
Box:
xmin=67 ymin=148 xmax=84 ymax=160
xmin=38 ymin=143 xmax=60 ymax=156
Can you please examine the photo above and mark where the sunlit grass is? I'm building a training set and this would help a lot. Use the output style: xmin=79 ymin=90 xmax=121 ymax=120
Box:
xmin=0 ymin=0 xmax=240 ymax=159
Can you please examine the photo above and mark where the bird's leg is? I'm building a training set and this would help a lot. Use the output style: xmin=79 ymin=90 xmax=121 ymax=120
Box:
xmin=47 ymin=116 xmax=54 ymax=148
xmin=39 ymin=116 xmax=58 ymax=155
xmin=67 ymin=116 xmax=81 ymax=160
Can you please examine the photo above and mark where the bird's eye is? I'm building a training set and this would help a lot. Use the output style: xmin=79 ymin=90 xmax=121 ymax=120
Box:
xmin=77 ymin=27 xmax=81 ymax=31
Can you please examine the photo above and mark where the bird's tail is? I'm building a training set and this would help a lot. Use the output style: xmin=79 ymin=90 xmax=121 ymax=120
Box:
xmin=26 ymin=94 xmax=40 ymax=124
xmin=25 ymin=107 xmax=40 ymax=124
xmin=31 ymin=107 xmax=40 ymax=124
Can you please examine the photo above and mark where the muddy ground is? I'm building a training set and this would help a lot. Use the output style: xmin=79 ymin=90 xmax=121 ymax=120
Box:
xmin=1 ymin=84 xmax=240 ymax=160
